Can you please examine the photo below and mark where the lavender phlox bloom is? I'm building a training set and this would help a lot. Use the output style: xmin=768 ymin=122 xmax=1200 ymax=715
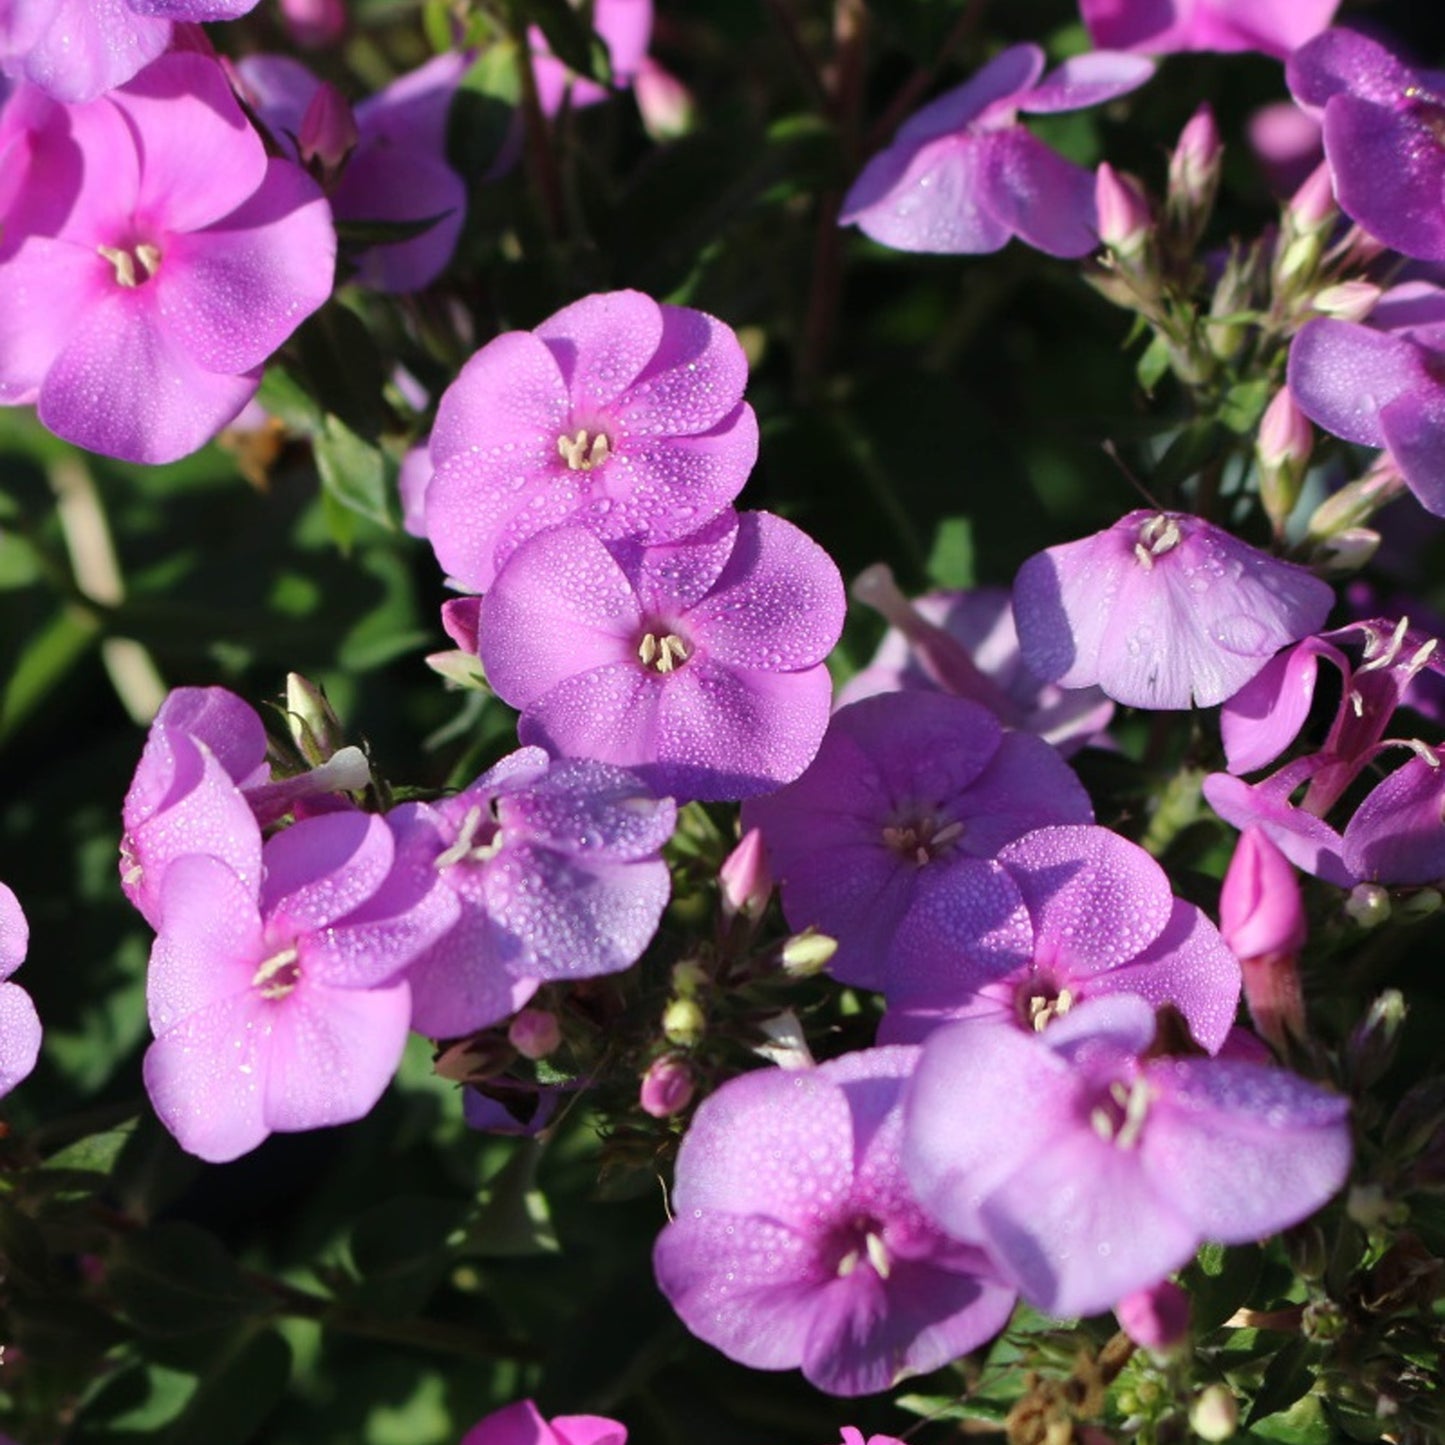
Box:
xmin=460 ymin=1399 xmax=626 ymax=1445
xmin=838 ymin=44 xmax=1154 ymax=258
xmin=121 ymin=686 xmax=370 ymax=927
xmin=0 ymin=0 xmax=259 ymax=103
xmin=1340 ymin=747 xmax=1445 ymax=885
xmin=880 ymin=824 xmax=1241 ymax=1053
xmin=0 ymin=82 xmax=82 ymax=259
xmin=742 ymin=692 xmax=1094 ymax=991
xmin=653 ymin=1048 xmax=1018 ymax=1396
xmin=1081 ymin=0 xmax=1338 ymax=59
xmin=424 ymin=289 xmax=758 ymax=592
xmin=1247 ymin=101 xmax=1323 ymax=196
xmin=1013 ymin=510 xmax=1334 ymax=710
xmin=532 ymin=0 xmax=652 ymax=116
xmin=1289 ymin=282 xmax=1445 ymax=516
xmin=0 ymin=52 xmax=335 ymax=463
xmin=1114 ymin=1279 xmax=1189 ymax=1353
xmin=904 ymin=994 xmax=1352 ymax=1318
xmin=382 ymin=747 xmax=674 ymax=1038
xmin=142 ymin=808 xmax=454 ymax=1162
xmin=838 ymin=1434 xmax=905 ymax=1445
xmin=841 ymin=566 xmax=1114 ymax=752
xmin=1288 ymin=29 xmax=1445 ymax=262
xmin=479 ymin=509 xmax=844 ymax=803
xmin=0 ymin=882 xmax=41 ymax=1098
xmin=237 ymin=51 xmax=468 ymax=293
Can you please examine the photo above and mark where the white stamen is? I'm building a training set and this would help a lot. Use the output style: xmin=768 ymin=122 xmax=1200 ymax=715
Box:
xmin=638 ymin=632 xmax=689 ymax=673
xmin=557 ymin=428 xmax=612 ymax=471
xmin=252 ymin=946 xmax=300 ymax=1000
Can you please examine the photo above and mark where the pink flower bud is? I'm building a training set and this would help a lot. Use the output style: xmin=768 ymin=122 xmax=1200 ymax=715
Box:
xmin=720 ymin=827 xmax=772 ymax=920
xmin=1115 ymin=1279 xmax=1190 ymax=1354
xmin=1287 ymin=161 xmax=1336 ymax=234
xmin=635 ymin=58 xmax=694 ymax=141
xmin=1257 ymin=390 xmax=1312 ymax=473
xmin=1312 ymin=279 xmax=1381 ymax=324
xmin=640 ymin=1055 xmax=695 ymax=1118
xmin=280 ymin=0 xmax=347 ymax=49
xmin=1096 ymin=163 xmax=1151 ymax=256
xmin=508 ymin=1008 xmax=561 ymax=1061
xmin=1169 ymin=104 xmax=1222 ymax=209
xmin=298 ymin=82 xmax=359 ymax=179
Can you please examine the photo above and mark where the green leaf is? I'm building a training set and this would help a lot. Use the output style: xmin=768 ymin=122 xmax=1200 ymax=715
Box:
xmin=1184 ymin=1241 xmax=1263 ymax=1334
xmin=346 ymin=1196 xmax=468 ymax=1317
xmin=43 ymin=1119 xmax=138 ymax=1176
xmin=313 ymin=416 xmax=399 ymax=535
xmin=926 ymin=516 xmax=975 ymax=589
xmin=465 ymin=1140 xmax=561 ymax=1257
xmin=1246 ymin=1393 xmax=1334 ymax=1445
xmin=109 ymin=1222 xmax=273 ymax=1336
xmin=1220 ymin=377 xmax=1274 ymax=436
xmin=453 ymin=44 xmax=523 ymax=180
xmin=292 ymin=303 xmax=388 ymax=441
xmin=517 ymin=0 xmax=611 ymax=83
xmin=0 ymin=606 xmax=100 ymax=742
xmin=1137 ymin=333 xmax=1172 ymax=395
xmin=155 ymin=1330 xmax=292 ymax=1445
xmin=256 ymin=364 xmax=323 ymax=436
xmin=1244 ymin=1338 xmax=1318 ymax=1426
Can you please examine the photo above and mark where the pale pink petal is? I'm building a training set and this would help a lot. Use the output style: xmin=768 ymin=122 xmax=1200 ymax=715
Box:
xmin=0 ymin=981 xmax=41 ymax=1097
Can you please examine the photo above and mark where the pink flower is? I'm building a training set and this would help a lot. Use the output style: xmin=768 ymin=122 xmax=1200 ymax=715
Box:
xmin=460 ymin=1400 xmax=625 ymax=1445
xmin=0 ymin=53 xmax=335 ymax=463
xmin=0 ymin=882 xmax=41 ymax=1099
xmin=1079 ymin=0 xmax=1339 ymax=59
xmin=531 ymin=0 xmax=653 ymax=116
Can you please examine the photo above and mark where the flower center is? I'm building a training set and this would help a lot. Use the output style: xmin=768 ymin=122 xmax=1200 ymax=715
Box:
xmin=1403 ymin=85 xmax=1445 ymax=145
xmin=637 ymin=631 xmax=690 ymax=674
xmin=881 ymin=811 xmax=964 ymax=866
xmin=1089 ymin=1077 xmax=1152 ymax=1150
xmin=557 ymin=427 xmax=613 ymax=471
xmin=98 ymin=241 xmax=161 ymax=289
xmin=832 ymin=1218 xmax=891 ymax=1280
xmin=434 ymin=802 xmax=504 ymax=869
xmin=252 ymin=945 xmax=301 ymax=1001
xmin=1021 ymin=981 xmax=1075 ymax=1032
xmin=1133 ymin=513 xmax=1182 ymax=569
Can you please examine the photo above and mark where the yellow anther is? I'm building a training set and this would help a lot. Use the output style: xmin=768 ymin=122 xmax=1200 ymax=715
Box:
xmin=557 ymin=428 xmax=612 ymax=471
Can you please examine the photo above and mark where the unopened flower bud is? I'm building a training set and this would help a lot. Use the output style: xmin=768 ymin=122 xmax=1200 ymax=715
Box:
xmin=425 ymin=649 xmax=490 ymax=690
xmin=670 ymin=960 xmax=708 ymax=998
xmin=1256 ymin=389 xmax=1312 ymax=532
xmin=1287 ymin=161 xmax=1337 ymax=235
xmin=1345 ymin=882 xmax=1391 ymax=928
xmin=662 ymin=997 xmax=706 ymax=1047
xmin=1347 ymin=989 xmax=1406 ymax=1088
xmin=1395 ymin=887 xmax=1441 ymax=922
xmin=286 ymin=672 xmax=344 ymax=763
xmin=779 ymin=928 xmax=837 ymax=977
xmin=508 ymin=1008 xmax=561 ymax=1061
xmin=1115 ymin=1279 xmax=1190 ymax=1355
xmin=635 ymin=58 xmax=695 ymax=141
xmin=1167 ymin=104 xmax=1222 ymax=242
xmin=720 ymin=827 xmax=773 ymax=921
xmin=1096 ymin=163 xmax=1152 ymax=259
xmin=1301 ymin=1298 xmax=1347 ymax=1343
xmin=1346 ymin=1183 xmax=1407 ymax=1231
xmin=280 ymin=0 xmax=346 ymax=48
xmin=640 ymin=1054 xmax=695 ymax=1118
xmin=1312 ymin=526 xmax=1380 ymax=576
xmin=299 ymin=81 xmax=359 ymax=181
xmin=1312 ymin=279 xmax=1381 ymax=324
xmin=1190 ymin=1385 xmax=1238 ymax=1441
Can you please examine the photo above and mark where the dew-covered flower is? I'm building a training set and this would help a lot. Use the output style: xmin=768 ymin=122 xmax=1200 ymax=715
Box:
xmin=460 ymin=1400 xmax=626 ymax=1445
xmin=1288 ymin=28 xmax=1445 ymax=262
xmin=0 ymin=882 xmax=41 ymax=1099
xmin=839 ymin=44 xmax=1153 ymax=258
xmin=381 ymin=747 xmax=675 ymax=1037
xmin=1013 ymin=510 xmax=1334 ymax=710
xmin=742 ymin=692 xmax=1093 ymax=991
xmin=424 ymin=289 xmax=758 ymax=592
xmin=0 ymin=0 xmax=259 ymax=103
xmin=1080 ymin=0 xmax=1338 ymax=59
xmin=142 ymin=810 xmax=446 ymax=1162
xmin=904 ymin=995 xmax=1352 ymax=1318
xmin=880 ymin=824 xmax=1241 ymax=1053
xmin=479 ymin=509 xmax=844 ymax=802
xmin=1289 ymin=282 xmax=1445 ymax=517
xmin=653 ymin=1048 xmax=1017 ymax=1396
xmin=0 ymin=52 xmax=335 ymax=463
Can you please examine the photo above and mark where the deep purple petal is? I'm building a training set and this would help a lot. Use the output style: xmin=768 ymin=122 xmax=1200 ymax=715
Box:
xmin=1017 ymin=52 xmax=1154 ymax=114
xmin=1288 ymin=27 xmax=1417 ymax=112
xmin=978 ymin=131 xmax=1099 ymax=258
xmin=1288 ymin=318 xmax=1421 ymax=449
xmin=894 ymin=46 xmax=1044 ymax=146
xmin=1342 ymin=755 xmax=1445 ymax=884
xmin=1378 ymin=388 xmax=1445 ymax=517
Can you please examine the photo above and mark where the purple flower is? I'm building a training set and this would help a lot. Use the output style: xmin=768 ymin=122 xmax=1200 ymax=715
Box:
xmin=653 ymin=1048 xmax=1017 ymax=1396
xmin=1289 ymin=282 xmax=1445 ymax=516
xmin=1115 ymin=1280 xmax=1189 ymax=1353
xmin=741 ymin=692 xmax=1094 ymax=991
xmin=1288 ymin=28 xmax=1445 ymax=262
xmin=0 ymin=0 xmax=260 ymax=103
xmin=460 ymin=1400 xmax=626 ymax=1445
xmin=531 ymin=0 xmax=652 ymax=115
xmin=839 ymin=44 xmax=1153 ymax=258
xmin=904 ymin=995 xmax=1352 ymax=1318
xmin=142 ymin=809 xmax=446 ymax=1162
xmin=1340 ymin=751 xmax=1445 ymax=886
xmin=237 ymin=51 xmax=468 ymax=293
xmin=0 ymin=52 xmax=335 ymax=463
xmin=424 ymin=289 xmax=758 ymax=593
xmin=1013 ymin=510 xmax=1334 ymax=710
xmin=382 ymin=747 xmax=675 ymax=1038
xmin=1081 ymin=0 xmax=1338 ymax=59
xmin=478 ymin=510 xmax=844 ymax=803
xmin=0 ymin=882 xmax=41 ymax=1099
xmin=880 ymin=824 xmax=1241 ymax=1054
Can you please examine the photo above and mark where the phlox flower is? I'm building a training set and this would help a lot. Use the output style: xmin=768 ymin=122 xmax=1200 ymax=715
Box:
xmin=460 ymin=1399 xmax=625 ymax=1445
xmin=478 ymin=509 xmax=845 ymax=802
xmin=880 ymin=823 xmax=1241 ymax=1054
xmin=0 ymin=52 xmax=334 ymax=463
xmin=839 ymin=44 xmax=1153 ymax=258
xmin=1080 ymin=0 xmax=1338 ymax=59
xmin=531 ymin=0 xmax=652 ymax=116
xmin=424 ymin=289 xmax=758 ymax=592
xmin=1013 ymin=510 xmax=1334 ymax=710
xmin=904 ymin=995 xmax=1352 ymax=1318
xmin=0 ymin=0 xmax=259 ymax=103
xmin=380 ymin=747 xmax=675 ymax=1038
xmin=653 ymin=1048 xmax=1017 ymax=1397
xmin=1289 ymin=282 xmax=1445 ymax=516
xmin=0 ymin=882 xmax=41 ymax=1099
xmin=143 ymin=809 xmax=447 ymax=1162
xmin=237 ymin=51 xmax=468 ymax=293
xmin=741 ymin=692 xmax=1094 ymax=991
xmin=1288 ymin=28 xmax=1445 ymax=262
